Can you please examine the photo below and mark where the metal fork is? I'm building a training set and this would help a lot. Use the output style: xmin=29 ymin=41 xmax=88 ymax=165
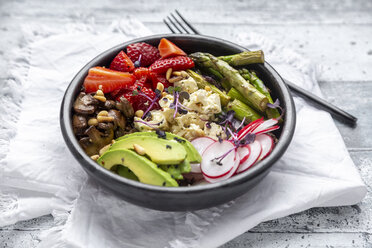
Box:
xmin=163 ymin=10 xmax=357 ymax=126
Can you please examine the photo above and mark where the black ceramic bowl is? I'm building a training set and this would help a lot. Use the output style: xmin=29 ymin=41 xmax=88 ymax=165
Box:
xmin=60 ymin=34 xmax=296 ymax=211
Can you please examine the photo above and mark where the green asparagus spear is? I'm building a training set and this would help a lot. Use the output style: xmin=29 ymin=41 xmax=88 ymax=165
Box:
xmin=218 ymin=50 xmax=265 ymax=66
xmin=226 ymin=99 xmax=261 ymax=122
xmin=249 ymin=72 xmax=280 ymax=119
xmin=186 ymin=70 xmax=230 ymax=106
xmin=189 ymin=52 xmax=268 ymax=112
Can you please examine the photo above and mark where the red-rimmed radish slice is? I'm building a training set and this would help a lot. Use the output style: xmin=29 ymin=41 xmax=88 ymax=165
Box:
xmin=201 ymin=141 xmax=237 ymax=179
xmin=191 ymin=137 xmax=216 ymax=155
xmin=256 ymin=134 xmax=274 ymax=160
xmin=237 ymin=118 xmax=264 ymax=139
xmin=254 ymin=125 xmax=280 ymax=135
xmin=252 ymin=119 xmax=278 ymax=134
xmin=236 ymin=140 xmax=262 ymax=173
xmin=204 ymin=151 xmax=240 ymax=183
xmin=237 ymin=146 xmax=250 ymax=164
xmin=190 ymin=137 xmax=216 ymax=173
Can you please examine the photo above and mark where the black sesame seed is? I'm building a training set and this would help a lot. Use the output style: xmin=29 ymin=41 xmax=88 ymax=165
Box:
xmin=121 ymin=158 xmax=125 ymax=163
xmin=162 ymin=182 xmax=166 ymax=186
xmin=166 ymin=145 xmax=172 ymax=149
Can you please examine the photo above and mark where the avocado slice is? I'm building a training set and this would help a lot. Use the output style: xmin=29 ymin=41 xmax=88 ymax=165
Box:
xmin=117 ymin=165 xmax=139 ymax=181
xmin=110 ymin=136 xmax=187 ymax=165
xmin=116 ymin=131 xmax=202 ymax=163
xmin=97 ymin=149 xmax=178 ymax=187
xmin=160 ymin=159 xmax=192 ymax=180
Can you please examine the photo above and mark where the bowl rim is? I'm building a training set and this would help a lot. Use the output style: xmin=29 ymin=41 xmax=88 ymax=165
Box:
xmin=60 ymin=33 xmax=296 ymax=194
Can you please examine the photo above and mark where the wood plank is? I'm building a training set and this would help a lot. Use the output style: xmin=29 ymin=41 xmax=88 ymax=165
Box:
xmin=221 ymin=232 xmax=371 ymax=248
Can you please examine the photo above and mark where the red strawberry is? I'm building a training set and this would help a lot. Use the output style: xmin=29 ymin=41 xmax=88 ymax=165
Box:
xmin=115 ymin=87 xmax=160 ymax=112
xmin=110 ymin=51 xmax=135 ymax=72
xmin=149 ymin=56 xmax=194 ymax=74
xmin=133 ymin=67 xmax=152 ymax=88
xmin=149 ymin=71 xmax=172 ymax=89
xmin=126 ymin=42 xmax=161 ymax=67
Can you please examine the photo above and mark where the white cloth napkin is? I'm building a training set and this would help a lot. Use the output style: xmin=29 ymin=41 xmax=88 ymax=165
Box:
xmin=0 ymin=19 xmax=366 ymax=248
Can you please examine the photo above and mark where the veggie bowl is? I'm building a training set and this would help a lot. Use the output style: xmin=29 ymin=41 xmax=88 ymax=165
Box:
xmin=60 ymin=34 xmax=295 ymax=211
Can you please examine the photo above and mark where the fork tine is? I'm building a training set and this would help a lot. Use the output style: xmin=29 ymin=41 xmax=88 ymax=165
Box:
xmin=163 ymin=19 xmax=176 ymax=34
xmin=167 ymin=16 xmax=183 ymax=33
xmin=170 ymin=13 xmax=190 ymax=34
xmin=175 ymin=9 xmax=200 ymax=35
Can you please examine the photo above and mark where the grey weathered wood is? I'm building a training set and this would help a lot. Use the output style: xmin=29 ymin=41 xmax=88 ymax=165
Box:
xmin=1 ymin=0 xmax=372 ymax=247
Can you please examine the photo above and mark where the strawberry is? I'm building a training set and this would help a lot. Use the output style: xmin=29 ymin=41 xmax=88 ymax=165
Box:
xmin=133 ymin=67 xmax=152 ymax=88
xmin=149 ymin=71 xmax=172 ymax=89
xmin=158 ymin=38 xmax=187 ymax=58
xmin=110 ymin=51 xmax=135 ymax=72
xmin=83 ymin=67 xmax=136 ymax=93
xmin=126 ymin=42 xmax=161 ymax=67
xmin=149 ymin=56 xmax=194 ymax=74
xmin=114 ymin=87 xmax=160 ymax=112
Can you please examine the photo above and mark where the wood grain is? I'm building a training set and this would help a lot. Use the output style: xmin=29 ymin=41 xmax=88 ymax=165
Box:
xmin=1 ymin=0 xmax=371 ymax=247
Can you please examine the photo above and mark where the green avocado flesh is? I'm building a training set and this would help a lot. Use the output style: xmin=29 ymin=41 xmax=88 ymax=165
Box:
xmin=117 ymin=165 xmax=139 ymax=181
xmin=110 ymin=136 xmax=187 ymax=165
xmin=116 ymin=131 xmax=202 ymax=163
xmin=159 ymin=159 xmax=191 ymax=180
xmin=97 ymin=149 xmax=178 ymax=187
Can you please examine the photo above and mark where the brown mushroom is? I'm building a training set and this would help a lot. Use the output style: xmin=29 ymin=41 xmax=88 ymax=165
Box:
xmin=79 ymin=126 xmax=114 ymax=156
xmin=72 ymin=114 xmax=87 ymax=136
xmin=73 ymin=92 xmax=99 ymax=115
xmin=108 ymin=109 xmax=126 ymax=129
xmin=115 ymin=96 xmax=134 ymax=118
xmin=103 ymin=100 xmax=116 ymax=110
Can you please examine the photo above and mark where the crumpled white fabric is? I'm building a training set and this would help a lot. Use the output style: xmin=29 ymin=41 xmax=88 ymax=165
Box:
xmin=0 ymin=19 xmax=366 ymax=248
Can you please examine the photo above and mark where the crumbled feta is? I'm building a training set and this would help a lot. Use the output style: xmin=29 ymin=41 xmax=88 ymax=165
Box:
xmin=185 ymin=89 xmax=221 ymax=117
xmin=204 ymin=122 xmax=227 ymax=140
xmin=174 ymin=77 xmax=198 ymax=93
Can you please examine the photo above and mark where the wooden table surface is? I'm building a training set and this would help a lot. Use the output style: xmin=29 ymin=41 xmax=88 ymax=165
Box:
xmin=1 ymin=0 xmax=372 ymax=247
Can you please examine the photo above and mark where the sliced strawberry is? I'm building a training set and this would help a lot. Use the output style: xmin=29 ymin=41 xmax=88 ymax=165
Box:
xmin=126 ymin=42 xmax=161 ymax=67
xmin=110 ymin=51 xmax=135 ymax=72
xmin=149 ymin=71 xmax=172 ymax=89
xmin=149 ymin=56 xmax=194 ymax=74
xmin=83 ymin=67 xmax=136 ymax=93
xmin=158 ymin=38 xmax=187 ymax=58
xmin=116 ymin=87 xmax=160 ymax=112
xmin=133 ymin=67 xmax=149 ymax=79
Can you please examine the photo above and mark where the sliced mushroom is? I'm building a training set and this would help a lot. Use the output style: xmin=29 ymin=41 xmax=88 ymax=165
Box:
xmin=97 ymin=122 xmax=114 ymax=131
xmin=73 ymin=92 xmax=99 ymax=115
xmin=103 ymin=100 xmax=116 ymax=110
xmin=80 ymin=126 xmax=114 ymax=156
xmin=72 ymin=114 xmax=87 ymax=136
xmin=108 ymin=109 xmax=126 ymax=129
xmin=116 ymin=96 xmax=134 ymax=118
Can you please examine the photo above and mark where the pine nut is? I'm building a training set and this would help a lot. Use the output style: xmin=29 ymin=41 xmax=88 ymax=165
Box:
xmin=204 ymin=86 xmax=211 ymax=91
xmin=172 ymin=71 xmax=181 ymax=76
xmin=98 ymin=85 xmax=103 ymax=90
xmin=181 ymin=71 xmax=189 ymax=78
xmin=135 ymin=110 xmax=144 ymax=118
xmin=166 ymin=68 xmax=173 ymax=80
xmin=97 ymin=110 xmax=109 ymax=117
xmin=97 ymin=116 xmax=114 ymax=123
xmin=94 ymin=95 xmax=106 ymax=102
xmin=162 ymin=92 xmax=168 ymax=97
xmin=96 ymin=89 xmax=104 ymax=96
xmin=90 ymin=155 xmax=99 ymax=161
xmin=133 ymin=144 xmax=146 ymax=155
xmin=156 ymin=82 xmax=164 ymax=92
xmin=88 ymin=118 xmax=98 ymax=126
xmin=168 ymin=76 xmax=183 ymax=83
xmin=99 ymin=144 xmax=111 ymax=156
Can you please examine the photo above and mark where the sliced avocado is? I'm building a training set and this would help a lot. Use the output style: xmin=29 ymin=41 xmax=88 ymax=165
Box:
xmin=160 ymin=164 xmax=183 ymax=180
xmin=110 ymin=136 xmax=186 ymax=165
xmin=97 ymin=149 xmax=178 ymax=187
xmin=117 ymin=165 xmax=139 ymax=181
xmin=116 ymin=131 xmax=202 ymax=163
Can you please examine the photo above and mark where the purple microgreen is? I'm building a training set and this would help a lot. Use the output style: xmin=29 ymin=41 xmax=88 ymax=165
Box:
xmin=235 ymin=117 xmax=246 ymax=131
xmin=206 ymin=122 xmax=211 ymax=129
xmin=169 ymin=91 xmax=190 ymax=118
xmin=267 ymin=99 xmax=285 ymax=120
xmin=179 ymin=91 xmax=190 ymax=101
xmin=213 ymin=147 xmax=236 ymax=165
xmin=132 ymin=90 xmax=138 ymax=96
xmin=134 ymin=55 xmax=142 ymax=68
xmin=134 ymin=119 xmax=161 ymax=128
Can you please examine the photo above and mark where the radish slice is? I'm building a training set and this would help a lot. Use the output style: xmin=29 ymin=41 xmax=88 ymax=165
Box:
xmin=252 ymin=119 xmax=278 ymax=134
xmin=204 ymin=151 xmax=240 ymax=183
xmin=236 ymin=140 xmax=262 ymax=173
xmin=237 ymin=146 xmax=250 ymax=164
xmin=190 ymin=163 xmax=202 ymax=173
xmin=256 ymin=134 xmax=274 ymax=160
xmin=201 ymin=141 xmax=237 ymax=179
xmin=190 ymin=137 xmax=216 ymax=173
xmin=191 ymin=137 xmax=216 ymax=155
xmin=237 ymin=118 xmax=264 ymax=139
